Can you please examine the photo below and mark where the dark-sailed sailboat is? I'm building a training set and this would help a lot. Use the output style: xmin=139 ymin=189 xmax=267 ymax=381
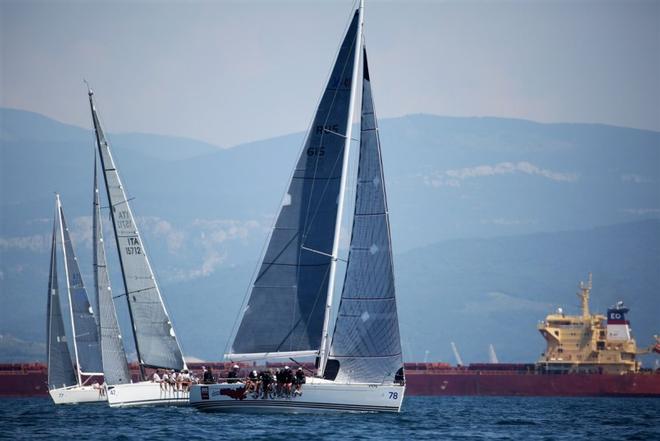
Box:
xmin=190 ymin=0 xmax=405 ymax=412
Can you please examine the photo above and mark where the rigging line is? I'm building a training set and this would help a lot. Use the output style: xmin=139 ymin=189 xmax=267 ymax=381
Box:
xmin=300 ymin=245 xmax=349 ymax=263
xmin=111 ymin=285 xmax=154 ymax=300
xmin=289 ymin=358 xmax=316 ymax=375
xmin=323 ymin=127 xmax=360 ymax=143
xmin=109 ymin=197 xmax=135 ymax=208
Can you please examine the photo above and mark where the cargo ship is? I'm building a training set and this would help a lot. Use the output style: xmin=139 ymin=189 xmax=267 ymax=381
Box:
xmin=2 ymin=276 xmax=658 ymax=398
xmin=405 ymin=275 xmax=660 ymax=396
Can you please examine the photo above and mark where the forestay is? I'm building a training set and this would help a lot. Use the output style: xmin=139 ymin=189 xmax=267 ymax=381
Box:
xmin=47 ymin=205 xmax=77 ymax=389
xmin=327 ymin=49 xmax=403 ymax=384
xmin=229 ymin=11 xmax=361 ymax=358
xmin=89 ymin=91 xmax=185 ymax=371
xmin=93 ymin=158 xmax=131 ymax=384
xmin=59 ymin=203 xmax=103 ymax=375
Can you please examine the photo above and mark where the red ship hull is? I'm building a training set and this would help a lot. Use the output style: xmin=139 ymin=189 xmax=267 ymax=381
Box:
xmin=405 ymin=369 xmax=660 ymax=397
xmin=0 ymin=364 xmax=49 ymax=397
xmin=2 ymin=362 xmax=659 ymax=398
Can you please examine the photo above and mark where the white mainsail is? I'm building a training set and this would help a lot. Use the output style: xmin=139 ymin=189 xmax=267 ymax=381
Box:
xmin=88 ymin=89 xmax=186 ymax=377
xmin=92 ymin=154 xmax=131 ymax=385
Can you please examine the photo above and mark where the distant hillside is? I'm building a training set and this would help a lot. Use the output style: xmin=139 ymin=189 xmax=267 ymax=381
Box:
xmin=1 ymin=109 xmax=659 ymax=250
xmin=3 ymin=220 xmax=657 ymax=365
xmin=1 ymin=109 xmax=658 ymax=365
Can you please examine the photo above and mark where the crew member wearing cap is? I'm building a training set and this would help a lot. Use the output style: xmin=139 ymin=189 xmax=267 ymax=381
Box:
xmin=227 ymin=364 xmax=240 ymax=384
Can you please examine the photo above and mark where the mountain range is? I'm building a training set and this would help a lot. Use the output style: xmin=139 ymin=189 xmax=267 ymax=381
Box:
xmin=1 ymin=108 xmax=658 ymax=365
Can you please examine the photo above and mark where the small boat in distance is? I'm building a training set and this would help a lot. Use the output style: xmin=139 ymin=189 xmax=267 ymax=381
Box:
xmin=47 ymin=194 xmax=105 ymax=404
xmin=190 ymin=0 xmax=405 ymax=413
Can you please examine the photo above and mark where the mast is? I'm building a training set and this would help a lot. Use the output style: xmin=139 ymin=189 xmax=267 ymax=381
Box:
xmin=578 ymin=273 xmax=592 ymax=319
xmin=56 ymin=194 xmax=82 ymax=386
xmin=92 ymin=152 xmax=101 ymax=339
xmin=317 ymin=0 xmax=364 ymax=376
xmin=86 ymin=86 xmax=145 ymax=381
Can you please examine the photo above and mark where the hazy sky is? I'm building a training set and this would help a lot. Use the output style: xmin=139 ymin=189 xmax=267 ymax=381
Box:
xmin=2 ymin=0 xmax=659 ymax=147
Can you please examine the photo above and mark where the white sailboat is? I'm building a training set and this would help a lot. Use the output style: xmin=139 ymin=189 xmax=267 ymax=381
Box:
xmin=86 ymin=88 xmax=189 ymax=407
xmin=47 ymin=194 xmax=106 ymax=404
xmin=190 ymin=0 xmax=405 ymax=413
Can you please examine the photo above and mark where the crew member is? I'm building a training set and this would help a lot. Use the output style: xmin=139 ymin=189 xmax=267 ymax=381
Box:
xmin=227 ymin=364 xmax=240 ymax=384
xmin=293 ymin=367 xmax=305 ymax=395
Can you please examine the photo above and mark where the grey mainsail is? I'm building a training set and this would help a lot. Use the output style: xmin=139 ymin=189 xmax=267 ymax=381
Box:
xmin=93 ymin=156 xmax=131 ymax=384
xmin=326 ymin=49 xmax=403 ymax=384
xmin=59 ymin=200 xmax=103 ymax=375
xmin=88 ymin=90 xmax=185 ymax=372
xmin=229 ymin=10 xmax=361 ymax=357
xmin=47 ymin=202 xmax=77 ymax=389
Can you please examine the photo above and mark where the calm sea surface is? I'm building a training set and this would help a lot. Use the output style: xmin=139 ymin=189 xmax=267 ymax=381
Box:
xmin=1 ymin=396 xmax=658 ymax=440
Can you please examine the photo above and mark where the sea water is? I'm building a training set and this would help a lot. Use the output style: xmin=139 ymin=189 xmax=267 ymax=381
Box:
xmin=1 ymin=396 xmax=658 ymax=440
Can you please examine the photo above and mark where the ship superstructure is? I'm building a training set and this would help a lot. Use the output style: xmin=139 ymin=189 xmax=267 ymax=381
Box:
xmin=537 ymin=274 xmax=639 ymax=374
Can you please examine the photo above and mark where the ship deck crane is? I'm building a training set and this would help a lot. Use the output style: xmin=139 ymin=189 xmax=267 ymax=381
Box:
xmin=451 ymin=342 xmax=464 ymax=367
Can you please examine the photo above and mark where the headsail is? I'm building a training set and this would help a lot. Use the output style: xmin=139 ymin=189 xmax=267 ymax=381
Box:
xmin=58 ymin=198 xmax=103 ymax=375
xmin=88 ymin=89 xmax=185 ymax=372
xmin=93 ymin=156 xmax=131 ymax=384
xmin=228 ymin=10 xmax=362 ymax=359
xmin=326 ymin=48 xmax=403 ymax=384
xmin=47 ymin=201 xmax=77 ymax=389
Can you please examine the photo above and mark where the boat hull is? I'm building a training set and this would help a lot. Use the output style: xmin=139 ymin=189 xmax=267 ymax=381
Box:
xmin=49 ymin=385 xmax=106 ymax=404
xmin=106 ymin=381 xmax=189 ymax=407
xmin=189 ymin=379 xmax=405 ymax=413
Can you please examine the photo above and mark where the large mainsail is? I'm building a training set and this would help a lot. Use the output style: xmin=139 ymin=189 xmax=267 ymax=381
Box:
xmin=88 ymin=90 xmax=185 ymax=372
xmin=93 ymin=157 xmax=131 ymax=385
xmin=47 ymin=202 xmax=77 ymax=389
xmin=58 ymin=199 xmax=103 ymax=375
xmin=229 ymin=10 xmax=361 ymax=358
xmin=326 ymin=49 xmax=403 ymax=384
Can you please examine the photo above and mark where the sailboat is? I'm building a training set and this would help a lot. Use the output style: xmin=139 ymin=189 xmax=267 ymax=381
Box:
xmin=86 ymin=87 xmax=189 ymax=407
xmin=47 ymin=194 xmax=106 ymax=404
xmin=190 ymin=0 xmax=405 ymax=412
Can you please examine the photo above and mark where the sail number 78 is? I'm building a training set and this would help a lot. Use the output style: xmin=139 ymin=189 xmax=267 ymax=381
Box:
xmin=388 ymin=392 xmax=398 ymax=400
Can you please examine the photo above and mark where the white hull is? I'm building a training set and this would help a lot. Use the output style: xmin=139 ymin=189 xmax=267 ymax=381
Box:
xmin=189 ymin=377 xmax=404 ymax=413
xmin=106 ymin=381 xmax=189 ymax=407
xmin=49 ymin=385 xmax=107 ymax=404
